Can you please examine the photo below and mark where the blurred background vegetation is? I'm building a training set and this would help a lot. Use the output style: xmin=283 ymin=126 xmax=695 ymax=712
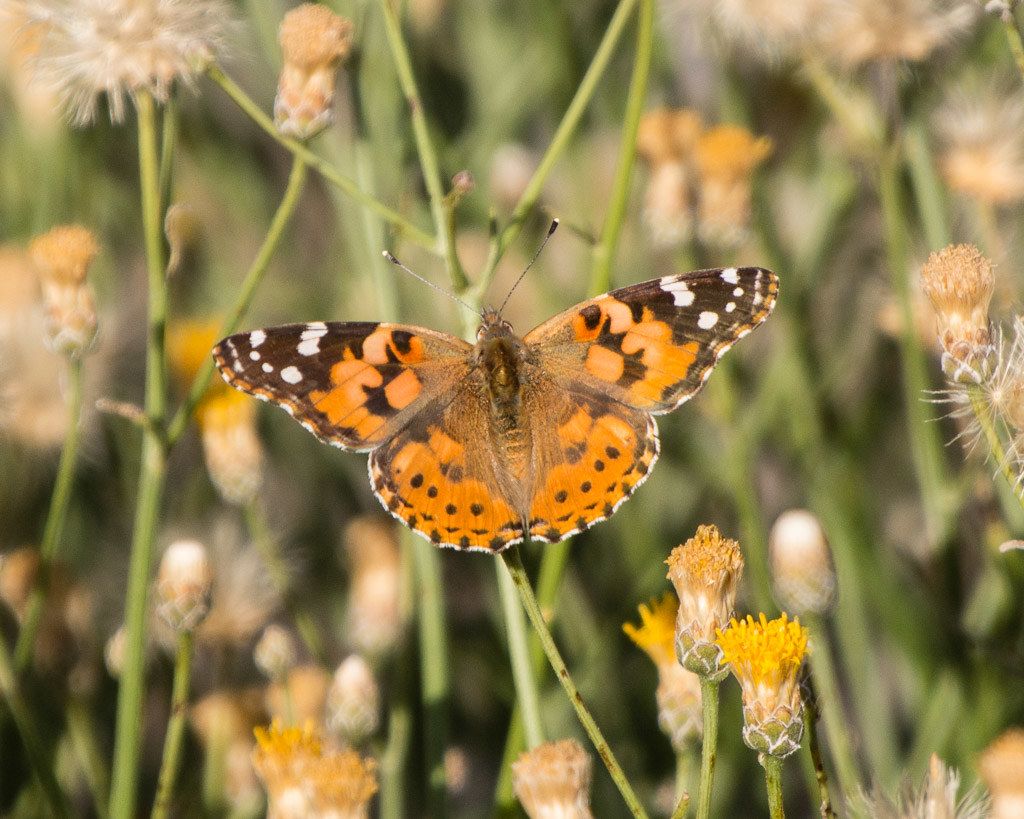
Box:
xmin=2 ymin=0 xmax=1024 ymax=816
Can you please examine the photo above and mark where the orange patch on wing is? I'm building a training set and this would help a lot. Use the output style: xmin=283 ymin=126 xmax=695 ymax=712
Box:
xmin=362 ymin=327 xmax=425 ymax=365
xmin=530 ymin=408 xmax=656 ymax=541
xmin=308 ymin=351 xmax=387 ymax=437
xmin=384 ymin=368 xmax=422 ymax=409
xmin=584 ymin=345 xmax=625 ymax=383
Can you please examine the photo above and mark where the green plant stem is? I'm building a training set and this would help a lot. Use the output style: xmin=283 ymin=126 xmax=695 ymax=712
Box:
xmin=0 ymin=636 xmax=70 ymax=816
xmin=877 ymin=149 xmax=952 ymax=546
xmin=903 ymin=120 xmax=951 ymax=251
xmin=695 ymin=678 xmax=720 ymax=819
xmin=166 ymin=157 xmax=308 ymax=446
xmin=109 ymin=91 xmax=170 ymax=819
xmin=764 ymin=755 xmax=785 ymax=819
xmin=500 ymin=547 xmax=648 ymax=818
xmin=968 ymin=386 xmax=1024 ymax=511
xmin=672 ymin=747 xmax=697 ymax=819
xmin=158 ymin=96 xmax=177 ymax=209
xmin=1003 ymin=12 xmax=1024 ymax=81
xmin=496 ymin=558 xmax=545 ymax=748
xmin=377 ymin=0 xmax=467 ymax=291
xmin=205 ymin=64 xmax=437 ymax=253
xmin=15 ymin=358 xmax=85 ymax=671
xmin=411 ymin=535 xmax=449 ymax=814
xmin=801 ymin=695 xmax=835 ymax=818
xmin=67 ymin=698 xmax=109 ymax=818
xmin=243 ymin=501 xmax=323 ymax=661
xmin=151 ymin=631 xmax=195 ymax=819
xmin=589 ymin=0 xmax=653 ymax=295
xmin=477 ymin=0 xmax=640 ymax=295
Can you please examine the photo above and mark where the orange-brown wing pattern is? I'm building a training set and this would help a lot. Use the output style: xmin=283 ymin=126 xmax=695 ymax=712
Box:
xmin=368 ymin=369 xmax=526 ymax=552
xmin=524 ymin=267 xmax=778 ymax=413
xmin=522 ymin=380 xmax=659 ymax=542
xmin=213 ymin=322 xmax=471 ymax=451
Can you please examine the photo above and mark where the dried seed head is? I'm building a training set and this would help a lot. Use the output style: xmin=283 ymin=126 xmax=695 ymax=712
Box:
xmin=716 ymin=613 xmax=808 ymax=758
xmin=666 ymin=524 xmax=744 ymax=680
xmin=254 ymin=624 xmax=297 ymax=682
xmin=275 ymin=4 xmax=353 ymax=140
xmin=694 ymin=126 xmax=772 ymax=247
xmin=512 ymin=738 xmax=594 ymax=819
xmin=155 ymin=539 xmax=214 ymax=633
xmin=197 ymin=391 xmax=264 ymax=505
xmin=920 ymin=244 xmax=995 ymax=383
xmin=980 ymin=729 xmax=1024 ymax=819
xmin=267 ymin=665 xmax=331 ymax=726
xmin=326 ymin=655 xmax=380 ymax=746
xmin=850 ymin=754 xmax=988 ymax=819
xmin=342 ymin=516 xmax=404 ymax=657
xmin=769 ymin=510 xmax=836 ymax=615
xmin=253 ymin=720 xmax=378 ymax=818
xmin=25 ymin=0 xmax=231 ymax=125
xmin=29 ymin=224 xmax=99 ymax=356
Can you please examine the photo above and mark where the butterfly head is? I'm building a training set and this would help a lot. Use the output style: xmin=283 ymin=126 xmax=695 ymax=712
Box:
xmin=476 ymin=308 xmax=523 ymax=406
xmin=477 ymin=306 xmax=514 ymax=340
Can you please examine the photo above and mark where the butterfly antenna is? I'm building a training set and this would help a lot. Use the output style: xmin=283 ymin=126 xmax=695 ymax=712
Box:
xmin=497 ymin=218 xmax=559 ymax=315
xmin=382 ymin=251 xmax=482 ymax=318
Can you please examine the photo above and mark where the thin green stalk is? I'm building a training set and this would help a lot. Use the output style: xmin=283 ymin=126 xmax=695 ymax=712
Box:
xmin=411 ymin=535 xmax=449 ymax=814
xmin=477 ymin=0 xmax=641 ymax=295
xmin=67 ymin=698 xmax=109 ymax=818
xmin=764 ymin=755 xmax=785 ymax=819
xmin=1002 ymin=11 xmax=1024 ymax=81
xmin=158 ymin=95 xmax=177 ymax=210
xmin=377 ymin=0 xmax=467 ymax=290
xmin=500 ymin=547 xmax=648 ymax=818
xmin=877 ymin=149 xmax=953 ymax=546
xmin=903 ymin=120 xmax=951 ymax=251
xmin=801 ymin=693 xmax=836 ymax=818
xmin=15 ymin=358 xmax=85 ymax=671
xmin=205 ymin=64 xmax=437 ymax=253
xmin=165 ymin=158 xmax=308 ymax=446
xmin=109 ymin=90 xmax=170 ymax=819
xmin=243 ymin=501 xmax=323 ymax=661
xmin=968 ymin=386 xmax=1024 ymax=512
xmin=695 ymin=678 xmax=719 ymax=819
xmin=496 ymin=558 xmax=545 ymax=749
xmin=672 ymin=747 xmax=697 ymax=819
xmin=589 ymin=0 xmax=654 ymax=295
xmin=0 ymin=636 xmax=70 ymax=816
xmin=151 ymin=631 xmax=195 ymax=819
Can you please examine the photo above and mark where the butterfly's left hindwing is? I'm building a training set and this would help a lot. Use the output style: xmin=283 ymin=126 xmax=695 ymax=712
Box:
xmin=524 ymin=267 xmax=778 ymax=413
xmin=213 ymin=322 xmax=471 ymax=451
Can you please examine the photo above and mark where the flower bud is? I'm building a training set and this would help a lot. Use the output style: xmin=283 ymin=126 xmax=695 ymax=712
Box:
xmin=255 ymin=624 xmax=296 ymax=682
xmin=29 ymin=224 xmax=99 ymax=356
xmin=769 ymin=510 xmax=836 ymax=615
xmin=326 ymin=655 xmax=380 ymax=746
xmin=512 ymin=739 xmax=593 ymax=819
xmin=155 ymin=539 xmax=214 ymax=633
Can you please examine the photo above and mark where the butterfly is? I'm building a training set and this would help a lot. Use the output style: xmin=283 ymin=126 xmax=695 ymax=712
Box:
xmin=213 ymin=267 xmax=778 ymax=552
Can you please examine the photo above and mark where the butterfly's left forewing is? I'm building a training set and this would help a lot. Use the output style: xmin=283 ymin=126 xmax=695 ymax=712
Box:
xmin=213 ymin=322 xmax=472 ymax=451
xmin=524 ymin=267 xmax=778 ymax=413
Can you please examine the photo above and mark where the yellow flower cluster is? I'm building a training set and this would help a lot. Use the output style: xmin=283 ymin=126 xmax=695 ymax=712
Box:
xmin=622 ymin=594 xmax=676 ymax=668
xmin=716 ymin=613 xmax=808 ymax=690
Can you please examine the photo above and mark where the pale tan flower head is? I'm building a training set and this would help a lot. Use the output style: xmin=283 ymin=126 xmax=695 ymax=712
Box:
xmin=979 ymin=729 xmax=1024 ymax=819
xmin=512 ymin=738 xmax=594 ymax=819
xmin=935 ymin=82 xmax=1024 ymax=206
xmin=254 ymin=624 xmax=297 ymax=682
xmin=26 ymin=0 xmax=231 ymax=124
xmin=253 ymin=720 xmax=378 ymax=819
xmin=155 ymin=538 xmax=214 ymax=633
xmin=637 ymin=109 xmax=704 ymax=247
xmin=275 ymin=4 xmax=353 ymax=139
xmin=29 ymin=224 xmax=99 ymax=356
xmin=623 ymin=595 xmax=703 ymax=752
xmin=819 ymin=0 xmax=976 ymax=67
xmin=769 ymin=510 xmax=836 ymax=614
xmin=342 ymin=516 xmax=404 ymax=656
xmin=716 ymin=613 xmax=808 ymax=758
xmin=694 ymin=126 xmax=772 ymax=247
xmin=197 ymin=391 xmax=264 ymax=505
xmin=920 ymin=244 xmax=995 ymax=383
xmin=326 ymin=655 xmax=380 ymax=747
xmin=666 ymin=524 xmax=744 ymax=680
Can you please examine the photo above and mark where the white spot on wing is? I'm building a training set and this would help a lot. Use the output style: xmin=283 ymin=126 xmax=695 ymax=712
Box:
xmin=250 ymin=330 xmax=267 ymax=348
xmin=721 ymin=267 xmax=739 ymax=284
xmin=249 ymin=350 xmax=261 ymax=361
xmin=661 ymin=277 xmax=695 ymax=307
xmin=281 ymin=365 xmax=303 ymax=384
xmin=261 ymin=362 xmax=273 ymax=373
xmin=297 ymin=337 xmax=320 ymax=356
xmin=697 ymin=311 xmax=719 ymax=329
xmin=733 ymin=287 xmax=744 ymax=297
xmin=725 ymin=302 xmax=736 ymax=313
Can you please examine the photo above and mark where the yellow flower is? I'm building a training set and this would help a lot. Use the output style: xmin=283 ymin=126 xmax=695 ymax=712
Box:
xmin=716 ymin=613 xmax=809 ymax=758
xmin=919 ymin=244 xmax=995 ymax=384
xmin=694 ymin=126 xmax=773 ymax=247
xmin=253 ymin=720 xmax=378 ymax=818
xmin=195 ymin=390 xmax=263 ymax=505
xmin=666 ymin=524 xmax=744 ymax=680
xmin=636 ymin=108 xmax=703 ymax=246
xmin=167 ymin=318 xmax=223 ymax=393
xmin=622 ymin=594 xmax=677 ymax=668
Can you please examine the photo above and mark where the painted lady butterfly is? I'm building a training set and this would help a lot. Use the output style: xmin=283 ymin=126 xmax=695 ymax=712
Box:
xmin=213 ymin=267 xmax=778 ymax=552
